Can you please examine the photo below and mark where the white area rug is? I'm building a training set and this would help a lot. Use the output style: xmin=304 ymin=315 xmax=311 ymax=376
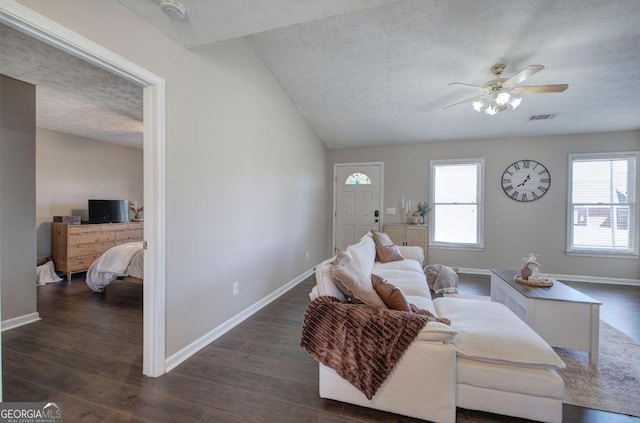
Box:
xmin=555 ymin=321 xmax=640 ymax=417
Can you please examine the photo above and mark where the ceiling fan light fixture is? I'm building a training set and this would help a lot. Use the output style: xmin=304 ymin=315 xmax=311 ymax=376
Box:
xmin=495 ymin=91 xmax=511 ymax=106
xmin=510 ymin=97 xmax=522 ymax=109
xmin=485 ymin=104 xmax=499 ymax=115
xmin=472 ymin=99 xmax=485 ymax=112
xmin=445 ymin=64 xmax=568 ymax=116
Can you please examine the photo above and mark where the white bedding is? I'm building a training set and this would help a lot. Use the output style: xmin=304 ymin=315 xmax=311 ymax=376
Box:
xmin=86 ymin=242 xmax=143 ymax=292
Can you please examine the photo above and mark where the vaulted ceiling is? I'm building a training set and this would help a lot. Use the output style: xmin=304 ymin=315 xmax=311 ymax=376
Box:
xmin=2 ymin=0 xmax=640 ymax=149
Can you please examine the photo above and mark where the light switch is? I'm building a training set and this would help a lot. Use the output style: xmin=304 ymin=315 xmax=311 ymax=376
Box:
xmin=386 ymin=208 xmax=396 ymax=215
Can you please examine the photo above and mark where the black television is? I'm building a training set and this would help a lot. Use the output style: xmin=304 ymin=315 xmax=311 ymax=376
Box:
xmin=88 ymin=199 xmax=130 ymax=224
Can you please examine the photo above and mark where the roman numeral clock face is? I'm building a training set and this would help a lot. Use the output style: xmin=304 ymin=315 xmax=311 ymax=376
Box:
xmin=501 ymin=160 xmax=550 ymax=202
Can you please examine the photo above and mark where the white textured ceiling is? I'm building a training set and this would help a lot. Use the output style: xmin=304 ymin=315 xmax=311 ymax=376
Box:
xmin=0 ymin=23 xmax=143 ymax=148
xmin=3 ymin=1 xmax=639 ymax=149
xmin=123 ymin=0 xmax=640 ymax=148
xmin=117 ymin=0 xmax=404 ymax=48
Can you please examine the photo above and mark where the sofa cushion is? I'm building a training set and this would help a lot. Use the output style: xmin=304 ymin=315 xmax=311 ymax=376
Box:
xmin=396 ymin=246 xmax=424 ymax=264
xmin=376 ymin=244 xmax=404 ymax=263
xmin=433 ymin=297 xmax=566 ymax=370
xmin=331 ymin=259 xmax=386 ymax=308
xmin=457 ymin=357 xmax=564 ymax=399
xmin=374 ymin=269 xmax=431 ymax=298
xmin=344 ymin=234 xmax=376 ymax=278
xmin=371 ymin=274 xmax=411 ymax=312
xmin=416 ymin=321 xmax=458 ymax=343
xmin=373 ymin=258 xmax=424 ymax=274
xmin=405 ymin=295 xmax=437 ymax=315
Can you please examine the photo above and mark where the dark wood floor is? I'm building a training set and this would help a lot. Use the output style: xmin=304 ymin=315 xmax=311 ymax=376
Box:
xmin=3 ymin=273 xmax=639 ymax=422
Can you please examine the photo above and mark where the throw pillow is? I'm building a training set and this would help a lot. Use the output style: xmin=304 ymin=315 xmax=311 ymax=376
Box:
xmin=375 ymin=244 xmax=404 ymax=263
xmin=371 ymin=274 xmax=411 ymax=312
xmin=371 ymin=230 xmax=394 ymax=247
xmin=331 ymin=262 xmax=386 ymax=308
xmin=332 ymin=246 xmax=352 ymax=266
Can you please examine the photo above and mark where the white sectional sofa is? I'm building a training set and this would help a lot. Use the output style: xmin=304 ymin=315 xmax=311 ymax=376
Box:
xmin=308 ymin=232 xmax=565 ymax=423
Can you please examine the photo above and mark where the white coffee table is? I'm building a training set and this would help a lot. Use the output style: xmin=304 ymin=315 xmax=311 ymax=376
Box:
xmin=490 ymin=268 xmax=601 ymax=364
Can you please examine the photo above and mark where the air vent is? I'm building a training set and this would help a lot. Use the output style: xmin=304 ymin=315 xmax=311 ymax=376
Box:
xmin=529 ymin=113 xmax=556 ymax=121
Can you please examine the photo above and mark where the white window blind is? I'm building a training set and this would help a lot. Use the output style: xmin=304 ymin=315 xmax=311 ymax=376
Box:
xmin=568 ymin=152 xmax=638 ymax=256
xmin=430 ymin=159 xmax=484 ymax=248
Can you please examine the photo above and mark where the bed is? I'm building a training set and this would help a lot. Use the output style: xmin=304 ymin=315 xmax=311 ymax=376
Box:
xmin=86 ymin=241 xmax=144 ymax=292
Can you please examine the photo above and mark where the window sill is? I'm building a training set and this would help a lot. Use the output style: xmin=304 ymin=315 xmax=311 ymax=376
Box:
xmin=430 ymin=243 xmax=484 ymax=252
xmin=566 ymin=250 xmax=639 ymax=260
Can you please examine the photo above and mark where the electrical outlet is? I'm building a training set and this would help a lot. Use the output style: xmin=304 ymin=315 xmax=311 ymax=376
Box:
xmin=233 ymin=281 xmax=239 ymax=296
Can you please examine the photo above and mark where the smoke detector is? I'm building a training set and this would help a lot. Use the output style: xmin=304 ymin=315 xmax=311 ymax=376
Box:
xmin=160 ymin=0 xmax=186 ymax=20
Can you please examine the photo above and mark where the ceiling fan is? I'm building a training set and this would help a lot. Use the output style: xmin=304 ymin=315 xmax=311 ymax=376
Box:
xmin=444 ymin=64 xmax=568 ymax=115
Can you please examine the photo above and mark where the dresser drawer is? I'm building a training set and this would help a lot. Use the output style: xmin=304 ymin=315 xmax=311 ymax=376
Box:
xmin=68 ymin=241 xmax=113 ymax=257
xmin=116 ymin=229 xmax=143 ymax=243
xmin=68 ymin=254 xmax=103 ymax=271
xmin=69 ymin=232 xmax=115 ymax=245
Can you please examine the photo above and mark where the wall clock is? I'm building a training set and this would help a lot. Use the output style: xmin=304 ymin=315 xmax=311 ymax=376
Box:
xmin=501 ymin=159 xmax=550 ymax=202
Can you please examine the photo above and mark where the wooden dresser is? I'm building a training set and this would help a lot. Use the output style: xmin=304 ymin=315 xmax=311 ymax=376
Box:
xmin=51 ymin=222 xmax=143 ymax=281
xmin=383 ymin=224 xmax=429 ymax=263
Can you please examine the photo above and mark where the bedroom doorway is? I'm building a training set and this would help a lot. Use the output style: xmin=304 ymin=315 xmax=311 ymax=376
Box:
xmin=0 ymin=0 xmax=167 ymax=385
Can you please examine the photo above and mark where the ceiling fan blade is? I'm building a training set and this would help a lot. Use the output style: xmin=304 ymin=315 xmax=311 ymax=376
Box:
xmin=512 ymin=84 xmax=569 ymax=94
xmin=504 ymin=65 xmax=545 ymax=86
xmin=443 ymin=95 xmax=485 ymax=110
xmin=448 ymin=82 xmax=486 ymax=92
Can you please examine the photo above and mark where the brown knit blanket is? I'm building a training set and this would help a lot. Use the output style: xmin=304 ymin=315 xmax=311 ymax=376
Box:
xmin=300 ymin=296 xmax=449 ymax=399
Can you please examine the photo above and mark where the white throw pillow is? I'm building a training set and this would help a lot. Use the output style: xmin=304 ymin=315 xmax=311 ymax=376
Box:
xmin=345 ymin=234 xmax=376 ymax=278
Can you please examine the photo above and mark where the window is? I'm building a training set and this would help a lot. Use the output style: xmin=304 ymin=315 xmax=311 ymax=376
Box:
xmin=568 ymin=152 xmax=638 ymax=256
xmin=345 ymin=172 xmax=371 ymax=185
xmin=430 ymin=159 xmax=484 ymax=249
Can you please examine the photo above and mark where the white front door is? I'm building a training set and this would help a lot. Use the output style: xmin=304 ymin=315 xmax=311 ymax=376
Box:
xmin=334 ymin=163 xmax=383 ymax=251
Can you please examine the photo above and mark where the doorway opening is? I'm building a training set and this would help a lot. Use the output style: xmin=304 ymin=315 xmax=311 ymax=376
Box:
xmin=0 ymin=2 xmax=166 ymax=382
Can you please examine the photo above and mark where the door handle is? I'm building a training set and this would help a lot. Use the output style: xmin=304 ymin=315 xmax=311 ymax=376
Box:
xmin=374 ymin=210 xmax=379 ymax=217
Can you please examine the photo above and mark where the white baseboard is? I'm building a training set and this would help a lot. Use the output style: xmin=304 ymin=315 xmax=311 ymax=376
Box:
xmin=457 ymin=267 xmax=492 ymax=276
xmin=165 ymin=268 xmax=315 ymax=373
xmin=458 ymin=267 xmax=640 ymax=286
xmin=546 ymin=273 xmax=640 ymax=286
xmin=2 ymin=312 xmax=41 ymax=331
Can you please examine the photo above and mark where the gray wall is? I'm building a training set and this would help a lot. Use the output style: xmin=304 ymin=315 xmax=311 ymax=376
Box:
xmin=36 ymin=128 xmax=143 ymax=258
xmin=0 ymin=74 xmax=37 ymax=321
xmin=329 ymin=131 xmax=640 ymax=281
xmin=18 ymin=0 xmax=328 ymax=356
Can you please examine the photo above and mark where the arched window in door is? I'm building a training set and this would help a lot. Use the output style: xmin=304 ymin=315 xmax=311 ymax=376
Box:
xmin=345 ymin=172 xmax=371 ymax=185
